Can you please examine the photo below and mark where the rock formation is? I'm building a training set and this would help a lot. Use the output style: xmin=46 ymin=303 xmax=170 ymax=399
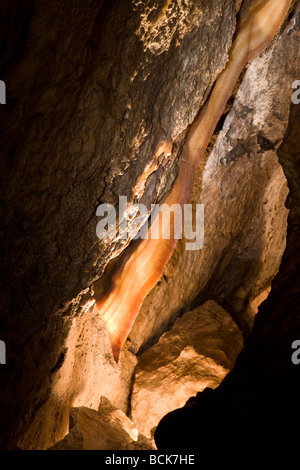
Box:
xmin=0 ymin=0 xmax=299 ymax=454
xmin=154 ymin=2 xmax=300 ymax=457
xmin=131 ymin=300 xmax=243 ymax=437
xmin=50 ymin=396 xmax=154 ymax=450
xmin=0 ymin=0 xmax=242 ymax=449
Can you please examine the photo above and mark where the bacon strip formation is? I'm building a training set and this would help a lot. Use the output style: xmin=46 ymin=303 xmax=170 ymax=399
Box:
xmin=94 ymin=0 xmax=292 ymax=362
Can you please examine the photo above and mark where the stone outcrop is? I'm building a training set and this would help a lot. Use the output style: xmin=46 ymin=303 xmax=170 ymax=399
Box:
xmin=50 ymin=396 xmax=154 ymax=450
xmin=14 ymin=309 xmax=138 ymax=450
xmin=0 ymin=0 xmax=298 ymax=452
xmin=0 ymin=0 xmax=241 ymax=449
xmin=131 ymin=300 xmax=243 ymax=437
xmin=129 ymin=7 xmax=294 ymax=354
xmin=154 ymin=3 xmax=300 ymax=457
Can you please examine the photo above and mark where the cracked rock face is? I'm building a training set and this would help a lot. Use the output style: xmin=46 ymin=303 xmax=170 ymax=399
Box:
xmin=154 ymin=4 xmax=300 ymax=456
xmin=128 ymin=12 xmax=294 ymax=354
xmin=0 ymin=0 xmax=298 ymax=452
xmin=131 ymin=300 xmax=243 ymax=437
xmin=50 ymin=397 xmax=154 ymax=450
xmin=0 ymin=0 xmax=241 ymax=449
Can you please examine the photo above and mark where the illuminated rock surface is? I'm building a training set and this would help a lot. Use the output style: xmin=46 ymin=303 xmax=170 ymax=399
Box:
xmin=131 ymin=300 xmax=243 ymax=437
xmin=129 ymin=10 xmax=293 ymax=352
xmin=50 ymin=397 xmax=154 ymax=450
xmin=0 ymin=0 xmax=299 ymax=455
xmin=0 ymin=0 xmax=240 ymax=449
xmin=154 ymin=4 xmax=300 ymax=455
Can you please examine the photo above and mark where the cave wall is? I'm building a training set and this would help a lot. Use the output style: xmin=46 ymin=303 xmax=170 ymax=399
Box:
xmin=0 ymin=0 xmax=298 ymax=452
xmin=0 ymin=0 xmax=242 ymax=449
xmin=155 ymin=100 xmax=300 ymax=455
xmin=129 ymin=4 xmax=295 ymax=353
xmin=155 ymin=3 xmax=300 ymax=455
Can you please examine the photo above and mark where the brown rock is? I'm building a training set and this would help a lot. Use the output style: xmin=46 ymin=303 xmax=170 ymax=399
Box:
xmin=131 ymin=300 xmax=243 ymax=437
xmin=129 ymin=6 xmax=293 ymax=353
xmin=16 ymin=308 xmax=137 ymax=450
xmin=0 ymin=0 xmax=298 ymax=453
xmin=0 ymin=0 xmax=239 ymax=449
xmin=50 ymin=396 xmax=154 ymax=450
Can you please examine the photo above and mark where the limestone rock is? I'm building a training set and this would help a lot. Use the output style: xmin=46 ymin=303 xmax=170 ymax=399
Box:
xmin=0 ymin=0 xmax=239 ymax=449
xmin=131 ymin=300 xmax=243 ymax=437
xmin=50 ymin=396 xmax=154 ymax=450
xmin=13 ymin=309 xmax=138 ymax=450
xmin=129 ymin=4 xmax=294 ymax=354
xmin=155 ymin=7 xmax=300 ymax=455
xmin=0 ymin=0 xmax=298 ymax=452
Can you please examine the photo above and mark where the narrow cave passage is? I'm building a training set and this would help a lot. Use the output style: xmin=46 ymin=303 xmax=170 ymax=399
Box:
xmin=0 ymin=0 xmax=299 ymax=456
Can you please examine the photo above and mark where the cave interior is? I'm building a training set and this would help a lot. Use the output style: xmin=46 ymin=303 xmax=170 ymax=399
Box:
xmin=0 ymin=0 xmax=300 ymax=456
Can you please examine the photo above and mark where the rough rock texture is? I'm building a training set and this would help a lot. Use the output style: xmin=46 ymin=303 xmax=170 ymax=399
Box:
xmin=0 ymin=0 xmax=298 ymax=452
xmin=14 ymin=309 xmax=137 ymax=450
xmin=0 ymin=0 xmax=240 ymax=449
xmin=131 ymin=300 xmax=243 ymax=437
xmin=154 ymin=3 xmax=300 ymax=456
xmin=50 ymin=396 xmax=154 ymax=450
xmin=128 ymin=5 xmax=293 ymax=353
